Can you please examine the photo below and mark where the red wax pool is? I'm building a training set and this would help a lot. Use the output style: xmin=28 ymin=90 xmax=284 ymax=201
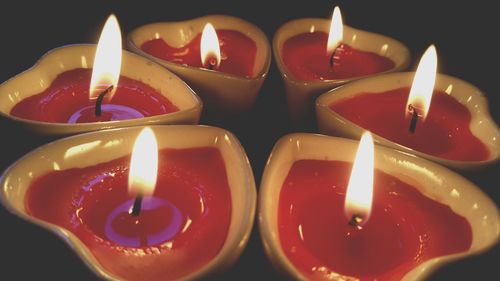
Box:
xmin=329 ymin=87 xmax=489 ymax=161
xmin=26 ymin=147 xmax=231 ymax=281
xmin=279 ymin=160 xmax=472 ymax=281
xmin=141 ymin=30 xmax=257 ymax=78
xmin=10 ymin=68 xmax=178 ymax=123
xmin=282 ymin=32 xmax=395 ymax=81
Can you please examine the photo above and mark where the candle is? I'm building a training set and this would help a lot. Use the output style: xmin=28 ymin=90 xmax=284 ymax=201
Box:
xmin=259 ymin=133 xmax=499 ymax=281
xmin=0 ymin=126 xmax=256 ymax=280
xmin=279 ymin=133 xmax=471 ymax=280
xmin=11 ymin=16 xmax=177 ymax=123
xmin=127 ymin=15 xmax=271 ymax=115
xmin=0 ymin=15 xmax=202 ymax=136
xmin=141 ymin=23 xmax=256 ymax=78
xmin=282 ymin=7 xmax=395 ymax=81
xmin=316 ymin=45 xmax=500 ymax=169
xmin=273 ymin=7 xmax=410 ymax=123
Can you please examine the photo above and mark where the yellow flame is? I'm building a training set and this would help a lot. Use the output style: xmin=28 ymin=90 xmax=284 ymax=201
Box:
xmin=406 ymin=45 xmax=438 ymax=120
xmin=200 ymin=23 xmax=221 ymax=68
xmin=128 ymin=127 xmax=158 ymax=196
xmin=327 ymin=6 xmax=343 ymax=56
xmin=344 ymin=132 xmax=374 ymax=225
xmin=89 ymin=14 xmax=122 ymax=100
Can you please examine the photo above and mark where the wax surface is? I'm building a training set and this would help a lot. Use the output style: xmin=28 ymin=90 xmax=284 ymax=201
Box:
xmin=329 ymin=87 xmax=489 ymax=161
xmin=26 ymin=147 xmax=231 ymax=281
xmin=141 ymin=29 xmax=257 ymax=78
xmin=279 ymin=160 xmax=472 ymax=281
xmin=282 ymin=32 xmax=395 ymax=81
xmin=10 ymin=68 xmax=178 ymax=123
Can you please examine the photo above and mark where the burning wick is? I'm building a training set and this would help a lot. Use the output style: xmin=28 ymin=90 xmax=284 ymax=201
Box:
xmin=94 ymin=85 xmax=114 ymax=117
xmin=130 ymin=192 xmax=143 ymax=216
xmin=348 ymin=214 xmax=364 ymax=228
xmin=207 ymin=58 xmax=217 ymax=70
xmin=408 ymin=104 xmax=419 ymax=134
xmin=329 ymin=48 xmax=338 ymax=68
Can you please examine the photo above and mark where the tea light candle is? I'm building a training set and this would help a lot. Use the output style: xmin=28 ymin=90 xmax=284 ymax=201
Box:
xmin=259 ymin=133 xmax=499 ymax=280
xmin=127 ymin=15 xmax=271 ymax=116
xmin=316 ymin=45 xmax=500 ymax=170
xmin=0 ymin=125 xmax=256 ymax=281
xmin=273 ymin=6 xmax=410 ymax=123
xmin=0 ymin=15 xmax=202 ymax=136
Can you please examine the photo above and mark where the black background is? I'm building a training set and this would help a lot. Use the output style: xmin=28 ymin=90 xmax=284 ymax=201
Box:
xmin=0 ymin=0 xmax=498 ymax=280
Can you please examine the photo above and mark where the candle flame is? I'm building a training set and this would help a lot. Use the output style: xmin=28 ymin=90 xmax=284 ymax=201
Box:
xmin=89 ymin=14 xmax=122 ymax=101
xmin=327 ymin=6 xmax=343 ymax=56
xmin=405 ymin=45 xmax=438 ymax=120
xmin=344 ymin=132 xmax=374 ymax=226
xmin=200 ymin=23 xmax=221 ymax=69
xmin=128 ymin=127 xmax=158 ymax=196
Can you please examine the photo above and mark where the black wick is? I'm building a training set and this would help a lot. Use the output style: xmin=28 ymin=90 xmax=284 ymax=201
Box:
xmin=408 ymin=104 xmax=419 ymax=134
xmin=207 ymin=58 xmax=217 ymax=70
xmin=94 ymin=85 xmax=114 ymax=117
xmin=130 ymin=192 xmax=143 ymax=217
xmin=348 ymin=214 xmax=364 ymax=227
xmin=329 ymin=47 xmax=339 ymax=68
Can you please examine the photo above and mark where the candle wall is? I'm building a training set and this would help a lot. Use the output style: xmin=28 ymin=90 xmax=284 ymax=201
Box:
xmin=0 ymin=0 xmax=498 ymax=280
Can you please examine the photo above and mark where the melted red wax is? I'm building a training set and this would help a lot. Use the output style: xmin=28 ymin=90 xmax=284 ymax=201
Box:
xmin=279 ymin=160 xmax=472 ymax=281
xmin=282 ymin=32 xmax=395 ymax=81
xmin=26 ymin=147 xmax=231 ymax=281
xmin=329 ymin=87 xmax=489 ymax=161
xmin=10 ymin=68 xmax=178 ymax=123
xmin=141 ymin=30 xmax=257 ymax=78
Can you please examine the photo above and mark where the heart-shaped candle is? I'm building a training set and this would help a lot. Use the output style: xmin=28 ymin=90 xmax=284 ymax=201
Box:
xmin=259 ymin=133 xmax=499 ymax=280
xmin=0 ymin=125 xmax=256 ymax=280
xmin=316 ymin=45 xmax=500 ymax=170
xmin=0 ymin=15 xmax=202 ymax=137
xmin=273 ymin=7 xmax=410 ymax=123
xmin=127 ymin=15 xmax=271 ymax=116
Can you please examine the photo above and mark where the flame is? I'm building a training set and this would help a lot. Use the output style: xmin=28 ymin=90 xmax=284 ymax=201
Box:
xmin=406 ymin=45 xmax=438 ymax=120
xmin=128 ymin=127 xmax=158 ymax=196
xmin=200 ymin=23 xmax=221 ymax=68
xmin=89 ymin=14 xmax=122 ymax=100
xmin=327 ymin=6 xmax=343 ymax=56
xmin=344 ymin=132 xmax=374 ymax=225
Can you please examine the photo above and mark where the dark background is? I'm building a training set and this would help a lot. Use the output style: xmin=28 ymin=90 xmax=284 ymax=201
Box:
xmin=0 ymin=0 xmax=498 ymax=280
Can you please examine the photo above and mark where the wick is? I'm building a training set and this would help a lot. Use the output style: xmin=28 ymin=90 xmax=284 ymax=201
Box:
xmin=329 ymin=47 xmax=339 ymax=68
xmin=130 ymin=193 xmax=143 ymax=217
xmin=94 ymin=85 xmax=114 ymax=117
xmin=207 ymin=58 xmax=217 ymax=70
xmin=348 ymin=214 xmax=364 ymax=227
xmin=408 ymin=104 xmax=419 ymax=134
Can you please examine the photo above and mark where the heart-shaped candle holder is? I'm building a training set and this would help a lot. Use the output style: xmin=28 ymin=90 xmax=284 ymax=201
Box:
xmin=259 ymin=133 xmax=498 ymax=280
xmin=316 ymin=72 xmax=500 ymax=170
xmin=0 ymin=45 xmax=202 ymax=137
xmin=1 ymin=125 xmax=256 ymax=281
xmin=274 ymin=18 xmax=410 ymax=124
xmin=127 ymin=15 xmax=271 ymax=116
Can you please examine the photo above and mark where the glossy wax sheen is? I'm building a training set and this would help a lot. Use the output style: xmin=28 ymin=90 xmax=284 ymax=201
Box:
xmin=282 ymin=32 xmax=395 ymax=81
xmin=279 ymin=160 xmax=472 ymax=281
xmin=26 ymin=147 xmax=232 ymax=281
xmin=329 ymin=87 xmax=489 ymax=161
xmin=141 ymin=29 xmax=257 ymax=78
xmin=10 ymin=68 xmax=178 ymax=123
